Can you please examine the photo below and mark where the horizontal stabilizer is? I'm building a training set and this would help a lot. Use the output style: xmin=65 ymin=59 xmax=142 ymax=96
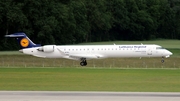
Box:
xmin=5 ymin=35 xmax=24 ymax=38
xmin=5 ymin=34 xmax=25 ymax=37
xmin=5 ymin=32 xmax=26 ymax=37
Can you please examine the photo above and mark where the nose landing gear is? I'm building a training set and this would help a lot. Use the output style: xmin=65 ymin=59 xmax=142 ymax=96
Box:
xmin=161 ymin=57 xmax=164 ymax=63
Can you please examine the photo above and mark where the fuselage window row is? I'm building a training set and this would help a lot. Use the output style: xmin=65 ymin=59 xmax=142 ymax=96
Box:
xmin=65 ymin=48 xmax=142 ymax=51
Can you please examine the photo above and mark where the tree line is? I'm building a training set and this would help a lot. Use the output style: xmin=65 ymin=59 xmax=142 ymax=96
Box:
xmin=0 ymin=0 xmax=180 ymax=50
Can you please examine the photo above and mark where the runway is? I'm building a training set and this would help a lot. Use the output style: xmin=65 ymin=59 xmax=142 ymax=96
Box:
xmin=0 ymin=91 xmax=180 ymax=101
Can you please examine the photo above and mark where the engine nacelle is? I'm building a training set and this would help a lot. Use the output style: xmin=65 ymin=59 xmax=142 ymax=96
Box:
xmin=38 ymin=45 xmax=55 ymax=53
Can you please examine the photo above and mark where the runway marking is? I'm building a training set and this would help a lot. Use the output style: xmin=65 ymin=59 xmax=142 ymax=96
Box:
xmin=0 ymin=91 xmax=180 ymax=101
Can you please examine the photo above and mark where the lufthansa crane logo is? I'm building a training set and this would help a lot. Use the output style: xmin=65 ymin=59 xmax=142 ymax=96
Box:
xmin=20 ymin=38 xmax=29 ymax=47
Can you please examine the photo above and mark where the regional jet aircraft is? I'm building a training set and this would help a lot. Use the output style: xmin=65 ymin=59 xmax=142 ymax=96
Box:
xmin=5 ymin=32 xmax=172 ymax=66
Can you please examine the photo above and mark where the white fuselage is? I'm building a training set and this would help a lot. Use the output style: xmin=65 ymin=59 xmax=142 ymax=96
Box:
xmin=20 ymin=44 xmax=172 ymax=61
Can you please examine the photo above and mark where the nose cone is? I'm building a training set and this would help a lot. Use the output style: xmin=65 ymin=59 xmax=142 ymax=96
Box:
xmin=167 ymin=50 xmax=173 ymax=55
xmin=165 ymin=50 xmax=173 ymax=58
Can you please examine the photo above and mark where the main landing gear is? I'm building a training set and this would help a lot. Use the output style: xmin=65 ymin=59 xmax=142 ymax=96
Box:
xmin=161 ymin=57 xmax=165 ymax=63
xmin=80 ymin=58 xmax=87 ymax=66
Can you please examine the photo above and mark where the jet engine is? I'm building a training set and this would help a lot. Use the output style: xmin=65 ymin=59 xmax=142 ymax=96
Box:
xmin=37 ymin=45 xmax=55 ymax=53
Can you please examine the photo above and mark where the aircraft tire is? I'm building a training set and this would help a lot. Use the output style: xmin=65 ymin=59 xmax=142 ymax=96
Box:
xmin=84 ymin=62 xmax=87 ymax=66
xmin=80 ymin=62 xmax=85 ymax=66
xmin=80 ymin=62 xmax=87 ymax=66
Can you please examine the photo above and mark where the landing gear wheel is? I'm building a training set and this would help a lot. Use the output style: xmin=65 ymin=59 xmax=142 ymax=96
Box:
xmin=80 ymin=61 xmax=87 ymax=66
xmin=80 ymin=62 xmax=85 ymax=66
xmin=80 ymin=58 xmax=87 ymax=66
xmin=84 ymin=62 xmax=87 ymax=66
xmin=161 ymin=60 xmax=164 ymax=63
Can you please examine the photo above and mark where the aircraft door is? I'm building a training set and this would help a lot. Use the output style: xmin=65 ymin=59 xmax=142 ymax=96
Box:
xmin=147 ymin=46 xmax=152 ymax=55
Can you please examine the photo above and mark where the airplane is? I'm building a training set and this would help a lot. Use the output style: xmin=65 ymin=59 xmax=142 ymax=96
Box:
xmin=5 ymin=32 xmax=173 ymax=66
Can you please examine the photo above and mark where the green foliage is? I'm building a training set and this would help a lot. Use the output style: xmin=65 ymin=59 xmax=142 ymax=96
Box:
xmin=0 ymin=0 xmax=180 ymax=50
xmin=0 ymin=68 xmax=180 ymax=92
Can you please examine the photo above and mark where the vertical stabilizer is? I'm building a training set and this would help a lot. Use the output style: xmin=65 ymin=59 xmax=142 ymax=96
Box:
xmin=5 ymin=32 xmax=41 ymax=49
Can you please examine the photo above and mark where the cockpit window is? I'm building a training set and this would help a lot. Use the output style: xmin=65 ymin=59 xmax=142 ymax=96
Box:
xmin=156 ymin=47 xmax=164 ymax=49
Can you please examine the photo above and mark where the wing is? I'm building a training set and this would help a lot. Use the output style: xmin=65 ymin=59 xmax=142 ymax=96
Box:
xmin=68 ymin=54 xmax=102 ymax=61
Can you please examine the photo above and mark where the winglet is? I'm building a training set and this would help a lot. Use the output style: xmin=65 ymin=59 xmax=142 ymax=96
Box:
xmin=5 ymin=32 xmax=41 ymax=49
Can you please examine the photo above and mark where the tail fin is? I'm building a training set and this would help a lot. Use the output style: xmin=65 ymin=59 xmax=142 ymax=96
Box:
xmin=5 ymin=32 xmax=41 ymax=49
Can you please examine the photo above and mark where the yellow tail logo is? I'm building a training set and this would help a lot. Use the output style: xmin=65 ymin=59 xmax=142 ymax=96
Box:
xmin=20 ymin=38 xmax=29 ymax=47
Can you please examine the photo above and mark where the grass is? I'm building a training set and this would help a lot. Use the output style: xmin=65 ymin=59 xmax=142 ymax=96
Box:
xmin=0 ymin=51 xmax=23 ymax=55
xmin=0 ymin=68 xmax=180 ymax=92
